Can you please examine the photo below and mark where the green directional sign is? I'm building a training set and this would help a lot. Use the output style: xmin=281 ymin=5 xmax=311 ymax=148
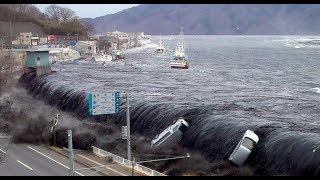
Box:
xmin=89 ymin=92 xmax=121 ymax=115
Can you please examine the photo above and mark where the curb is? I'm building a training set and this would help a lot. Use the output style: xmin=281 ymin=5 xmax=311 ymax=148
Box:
xmin=45 ymin=145 xmax=110 ymax=176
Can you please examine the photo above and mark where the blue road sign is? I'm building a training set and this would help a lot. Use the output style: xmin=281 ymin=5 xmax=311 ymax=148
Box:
xmin=89 ymin=92 xmax=121 ymax=115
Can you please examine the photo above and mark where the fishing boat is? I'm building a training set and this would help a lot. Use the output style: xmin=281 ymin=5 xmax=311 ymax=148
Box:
xmin=170 ymin=27 xmax=189 ymax=69
xmin=155 ymin=36 xmax=166 ymax=53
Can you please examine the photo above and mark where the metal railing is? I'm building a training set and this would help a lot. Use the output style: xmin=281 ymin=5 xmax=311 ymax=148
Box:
xmin=92 ymin=146 xmax=166 ymax=176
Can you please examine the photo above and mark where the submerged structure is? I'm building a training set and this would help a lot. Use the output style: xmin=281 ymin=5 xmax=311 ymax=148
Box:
xmin=25 ymin=50 xmax=52 ymax=76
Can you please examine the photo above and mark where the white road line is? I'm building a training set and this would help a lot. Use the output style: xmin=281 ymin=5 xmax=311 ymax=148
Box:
xmin=77 ymin=154 xmax=127 ymax=176
xmin=17 ymin=160 xmax=33 ymax=171
xmin=27 ymin=146 xmax=84 ymax=176
xmin=0 ymin=149 xmax=6 ymax=154
xmin=0 ymin=136 xmax=11 ymax=138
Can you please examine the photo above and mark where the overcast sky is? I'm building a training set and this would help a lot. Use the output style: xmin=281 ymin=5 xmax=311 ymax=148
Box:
xmin=35 ymin=4 xmax=139 ymax=18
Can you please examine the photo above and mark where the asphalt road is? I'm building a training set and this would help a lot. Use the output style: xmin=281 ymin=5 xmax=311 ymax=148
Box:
xmin=0 ymin=137 xmax=103 ymax=176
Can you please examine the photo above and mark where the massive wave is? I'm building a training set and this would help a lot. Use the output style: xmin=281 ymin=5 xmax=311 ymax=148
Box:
xmin=17 ymin=71 xmax=320 ymax=176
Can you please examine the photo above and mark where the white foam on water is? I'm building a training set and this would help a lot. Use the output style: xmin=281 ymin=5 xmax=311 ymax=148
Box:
xmin=124 ymin=43 xmax=158 ymax=53
xmin=145 ymin=92 xmax=163 ymax=96
xmin=311 ymin=87 xmax=320 ymax=94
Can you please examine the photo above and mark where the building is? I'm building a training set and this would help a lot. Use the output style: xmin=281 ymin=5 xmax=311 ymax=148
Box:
xmin=39 ymin=37 xmax=48 ymax=45
xmin=31 ymin=37 xmax=40 ymax=46
xmin=129 ymin=32 xmax=145 ymax=39
xmin=49 ymin=47 xmax=80 ymax=62
xmin=20 ymin=32 xmax=32 ymax=45
xmin=18 ymin=32 xmax=43 ymax=47
xmin=106 ymin=31 xmax=130 ymax=40
xmin=75 ymin=41 xmax=98 ymax=56
xmin=25 ymin=50 xmax=52 ymax=76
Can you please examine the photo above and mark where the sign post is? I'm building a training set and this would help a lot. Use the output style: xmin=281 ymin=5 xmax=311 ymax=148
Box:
xmin=49 ymin=35 xmax=55 ymax=43
xmin=68 ymin=130 xmax=74 ymax=176
xmin=88 ymin=91 xmax=131 ymax=162
xmin=126 ymin=92 xmax=131 ymax=162
xmin=88 ymin=92 xmax=120 ymax=115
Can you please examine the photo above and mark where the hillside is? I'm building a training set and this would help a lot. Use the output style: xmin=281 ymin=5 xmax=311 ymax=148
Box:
xmin=0 ymin=4 xmax=89 ymax=37
xmin=84 ymin=4 xmax=320 ymax=35
xmin=0 ymin=21 xmax=45 ymax=36
xmin=0 ymin=5 xmax=45 ymax=35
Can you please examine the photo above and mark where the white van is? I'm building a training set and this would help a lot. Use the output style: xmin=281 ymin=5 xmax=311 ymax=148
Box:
xmin=151 ymin=118 xmax=189 ymax=148
xmin=228 ymin=130 xmax=259 ymax=166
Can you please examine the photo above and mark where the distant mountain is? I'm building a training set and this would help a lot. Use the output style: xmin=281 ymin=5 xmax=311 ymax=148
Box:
xmin=84 ymin=4 xmax=320 ymax=35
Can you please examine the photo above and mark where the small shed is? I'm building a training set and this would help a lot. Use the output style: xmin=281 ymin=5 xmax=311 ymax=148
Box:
xmin=31 ymin=37 xmax=40 ymax=46
xmin=26 ymin=50 xmax=52 ymax=76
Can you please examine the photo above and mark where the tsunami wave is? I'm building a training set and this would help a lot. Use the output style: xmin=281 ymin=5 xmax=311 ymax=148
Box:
xmin=18 ymin=71 xmax=320 ymax=175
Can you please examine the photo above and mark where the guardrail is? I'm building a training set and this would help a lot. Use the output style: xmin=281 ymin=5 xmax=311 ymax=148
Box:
xmin=92 ymin=146 xmax=166 ymax=176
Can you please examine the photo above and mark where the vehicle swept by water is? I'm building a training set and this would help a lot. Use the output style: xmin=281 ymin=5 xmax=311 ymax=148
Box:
xmin=228 ymin=130 xmax=259 ymax=166
xmin=170 ymin=27 xmax=189 ymax=69
xmin=155 ymin=36 xmax=166 ymax=53
xmin=151 ymin=117 xmax=189 ymax=148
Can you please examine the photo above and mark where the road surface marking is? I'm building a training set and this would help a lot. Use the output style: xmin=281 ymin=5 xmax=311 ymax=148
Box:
xmin=17 ymin=160 xmax=33 ymax=171
xmin=27 ymin=146 xmax=84 ymax=176
xmin=0 ymin=149 xmax=6 ymax=154
xmin=77 ymin=154 xmax=127 ymax=176
xmin=0 ymin=136 xmax=11 ymax=138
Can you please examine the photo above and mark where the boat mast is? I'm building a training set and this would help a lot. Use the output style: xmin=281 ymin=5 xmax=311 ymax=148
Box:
xmin=180 ymin=27 xmax=185 ymax=53
xmin=159 ymin=34 xmax=162 ymax=48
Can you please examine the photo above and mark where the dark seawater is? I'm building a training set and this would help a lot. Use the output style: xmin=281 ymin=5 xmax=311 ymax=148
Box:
xmin=20 ymin=35 xmax=320 ymax=175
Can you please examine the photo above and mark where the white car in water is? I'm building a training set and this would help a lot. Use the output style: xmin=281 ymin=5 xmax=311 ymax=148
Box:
xmin=151 ymin=118 xmax=189 ymax=148
xmin=228 ymin=130 xmax=259 ymax=166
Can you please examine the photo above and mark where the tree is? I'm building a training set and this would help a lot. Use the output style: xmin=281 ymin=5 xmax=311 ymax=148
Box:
xmin=45 ymin=5 xmax=76 ymax=22
xmin=97 ymin=39 xmax=111 ymax=51
xmin=83 ymin=21 xmax=95 ymax=37
xmin=45 ymin=5 xmax=61 ymax=22
xmin=3 ymin=4 xmax=44 ymax=19
xmin=60 ymin=7 xmax=76 ymax=21
xmin=0 ymin=52 xmax=18 ymax=96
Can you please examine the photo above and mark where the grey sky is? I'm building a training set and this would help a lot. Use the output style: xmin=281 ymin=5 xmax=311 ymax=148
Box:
xmin=35 ymin=4 xmax=139 ymax=18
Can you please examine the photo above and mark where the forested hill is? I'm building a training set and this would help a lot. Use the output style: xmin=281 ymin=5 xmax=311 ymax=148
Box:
xmin=0 ymin=4 xmax=91 ymax=36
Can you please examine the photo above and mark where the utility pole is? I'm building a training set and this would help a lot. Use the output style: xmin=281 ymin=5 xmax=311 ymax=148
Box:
xmin=9 ymin=20 xmax=12 ymax=49
xmin=68 ymin=130 xmax=74 ymax=176
xmin=76 ymin=34 xmax=79 ymax=42
xmin=126 ymin=92 xmax=131 ymax=162
xmin=131 ymin=158 xmax=135 ymax=176
xmin=51 ymin=114 xmax=59 ymax=147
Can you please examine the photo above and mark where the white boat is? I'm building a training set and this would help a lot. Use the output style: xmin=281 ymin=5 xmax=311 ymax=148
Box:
xmin=139 ymin=37 xmax=151 ymax=45
xmin=94 ymin=52 xmax=112 ymax=62
xmin=155 ymin=36 xmax=166 ymax=53
xmin=170 ymin=27 xmax=189 ymax=69
xmin=112 ymin=50 xmax=125 ymax=60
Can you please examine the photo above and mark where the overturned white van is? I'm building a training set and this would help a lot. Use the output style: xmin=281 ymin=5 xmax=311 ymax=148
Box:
xmin=228 ymin=130 xmax=259 ymax=166
xmin=151 ymin=118 xmax=189 ymax=148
